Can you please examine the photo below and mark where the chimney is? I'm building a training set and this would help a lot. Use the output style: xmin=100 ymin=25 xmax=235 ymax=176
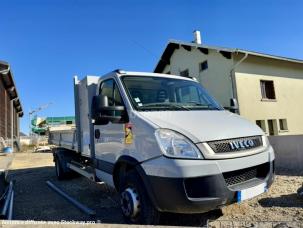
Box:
xmin=193 ymin=30 xmax=202 ymax=44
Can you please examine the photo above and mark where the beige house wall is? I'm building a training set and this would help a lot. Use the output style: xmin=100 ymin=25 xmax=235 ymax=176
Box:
xmin=235 ymin=54 xmax=303 ymax=80
xmin=235 ymin=56 xmax=303 ymax=135
xmin=159 ymin=45 xmax=303 ymax=135
xmin=236 ymin=73 xmax=303 ymax=135
xmin=163 ymin=46 xmax=234 ymax=108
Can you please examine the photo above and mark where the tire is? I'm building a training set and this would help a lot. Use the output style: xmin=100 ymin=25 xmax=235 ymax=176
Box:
xmin=55 ymin=156 xmax=68 ymax=180
xmin=119 ymin=170 xmax=160 ymax=225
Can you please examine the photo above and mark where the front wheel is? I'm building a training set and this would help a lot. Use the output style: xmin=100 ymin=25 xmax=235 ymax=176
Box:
xmin=119 ymin=171 xmax=160 ymax=225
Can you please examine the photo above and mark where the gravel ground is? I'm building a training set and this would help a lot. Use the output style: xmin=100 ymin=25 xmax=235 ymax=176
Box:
xmin=7 ymin=151 xmax=303 ymax=227
xmin=209 ymin=175 xmax=303 ymax=227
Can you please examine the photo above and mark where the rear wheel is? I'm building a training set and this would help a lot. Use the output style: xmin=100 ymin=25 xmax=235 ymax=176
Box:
xmin=54 ymin=154 xmax=74 ymax=180
xmin=55 ymin=156 xmax=66 ymax=180
xmin=119 ymin=170 xmax=160 ymax=225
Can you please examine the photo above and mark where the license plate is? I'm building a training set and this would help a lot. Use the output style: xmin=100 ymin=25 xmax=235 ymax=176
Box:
xmin=237 ymin=182 xmax=267 ymax=202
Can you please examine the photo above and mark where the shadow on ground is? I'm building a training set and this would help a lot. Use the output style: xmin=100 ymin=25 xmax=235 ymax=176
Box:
xmin=159 ymin=209 xmax=222 ymax=226
xmin=8 ymin=165 xmax=222 ymax=226
xmin=275 ymin=167 xmax=303 ymax=176
xmin=259 ymin=193 xmax=303 ymax=208
xmin=8 ymin=166 xmax=122 ymax=223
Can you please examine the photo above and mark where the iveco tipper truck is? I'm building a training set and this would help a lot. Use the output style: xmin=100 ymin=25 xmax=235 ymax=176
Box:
xmin=49 ymin=70 xmax=275 ymax=224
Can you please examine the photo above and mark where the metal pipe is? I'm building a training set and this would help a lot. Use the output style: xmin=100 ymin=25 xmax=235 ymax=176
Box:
xmin=0 ymin=181 xmax=13 ymax=217
xmin=7 ymin=191 xmax=14 ymax=220
xmin=228 ymin=52 xmax=249 ymax=114
xmin=0 ymin=184 xmax=9 ymax=202
xmin=229 ymin=52 xmax=248 ymax=98
xmin=231 ymin=51 xmax=248 ymax=71
xmin=46 ymin=181 xmax=96 ymax=216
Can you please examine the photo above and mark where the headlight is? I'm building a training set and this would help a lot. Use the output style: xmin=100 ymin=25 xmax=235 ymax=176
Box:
xmin=262 ymin=135 xmax=270 ymax=147
xmin=155 ymin=129 xmax=203 ymax=159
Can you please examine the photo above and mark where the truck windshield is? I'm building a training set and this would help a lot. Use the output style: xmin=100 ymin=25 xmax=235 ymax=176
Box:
xmin=121 ymin=76 xmax=223 ymax=111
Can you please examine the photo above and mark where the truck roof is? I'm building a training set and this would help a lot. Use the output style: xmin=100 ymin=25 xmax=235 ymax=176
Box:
xmin=114 ymin=70 xmax=196 ymax=82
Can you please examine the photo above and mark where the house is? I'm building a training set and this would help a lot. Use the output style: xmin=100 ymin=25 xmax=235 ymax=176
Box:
xmin=0 ymin=61 xmax=23 ymax=148
xmin=154 ymin=31 xmax=303 ymax=136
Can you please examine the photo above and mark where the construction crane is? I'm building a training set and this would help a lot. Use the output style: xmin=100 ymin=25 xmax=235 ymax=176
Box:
xmin=29 ymin=102 xmax=53 ymax=135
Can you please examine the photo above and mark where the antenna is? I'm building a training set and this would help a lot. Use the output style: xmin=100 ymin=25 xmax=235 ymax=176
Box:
xmin=130 ymin=39 xmax=171 ymax=67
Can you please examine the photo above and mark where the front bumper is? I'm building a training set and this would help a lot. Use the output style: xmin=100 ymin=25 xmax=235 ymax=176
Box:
xmin=146 ymin=161 xmax=274 ymax=213
xmin=139 ymin=148 xmax=275 ymax=213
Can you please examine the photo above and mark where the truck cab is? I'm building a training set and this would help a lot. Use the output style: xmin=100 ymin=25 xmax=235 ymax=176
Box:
xmin=51 ymin=70 xmax=275 ymax=224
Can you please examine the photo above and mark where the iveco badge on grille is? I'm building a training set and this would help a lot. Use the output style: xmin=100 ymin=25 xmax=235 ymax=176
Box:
xmin=229 ymin=139 xmax=255 ymax=150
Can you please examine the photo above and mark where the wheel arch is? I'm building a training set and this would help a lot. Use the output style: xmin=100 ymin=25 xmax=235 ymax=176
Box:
xmin=113 ymin=155 xmax=140 ymax=191
xmin=113 ymin=155 xmax=159 ymax=210
xmin=52 ymin=147 xmax=75 ymax=174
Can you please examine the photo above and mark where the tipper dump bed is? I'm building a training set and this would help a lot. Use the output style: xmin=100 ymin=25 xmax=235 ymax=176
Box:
xmin=49 ymin=76 xmax=99 ymax=158
xmin=49 ymin=129 xmax=78 ymax=152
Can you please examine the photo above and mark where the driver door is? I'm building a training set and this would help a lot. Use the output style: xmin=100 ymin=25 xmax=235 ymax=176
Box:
xmin=94 ymin=78 xmax=126 ymax=164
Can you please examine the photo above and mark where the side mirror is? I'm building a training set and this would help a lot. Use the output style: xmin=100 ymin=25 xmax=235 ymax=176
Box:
xmin=230 ymin=98 xmax=239 ymax=113
xmin=92 ymin=95 xmax=128 ymax=125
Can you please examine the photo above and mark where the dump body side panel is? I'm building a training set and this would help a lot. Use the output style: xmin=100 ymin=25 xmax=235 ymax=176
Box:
xmin=49 ymin=76 xmax=99 ymax=158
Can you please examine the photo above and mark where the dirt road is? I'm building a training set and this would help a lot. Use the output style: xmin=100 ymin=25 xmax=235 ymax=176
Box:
xmin=8 ymin=152 xmax=122 ymax=223
xmin=8 ymin=151 xmax=303 ymax=227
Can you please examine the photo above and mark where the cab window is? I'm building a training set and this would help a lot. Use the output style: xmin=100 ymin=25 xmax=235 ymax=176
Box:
xmin=176 ymin=86 xmax=201 ymax=103
xmin=99 ymin=79 xmax=123 ymax=106
xmin=122 ymin=76 xmax=222 ymax=111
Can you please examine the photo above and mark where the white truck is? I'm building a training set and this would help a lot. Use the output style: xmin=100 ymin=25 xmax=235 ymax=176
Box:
xmin=49 ymin=70 xmax=275 ymax=224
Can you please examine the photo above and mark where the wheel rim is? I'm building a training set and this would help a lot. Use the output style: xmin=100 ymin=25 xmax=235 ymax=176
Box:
xmin=120 ymin=187 xmax=140 ymax=218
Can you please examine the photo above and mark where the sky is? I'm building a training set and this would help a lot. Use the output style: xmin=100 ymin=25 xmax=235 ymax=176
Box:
xmin=1 ymin=0 xmax=303 ymax=134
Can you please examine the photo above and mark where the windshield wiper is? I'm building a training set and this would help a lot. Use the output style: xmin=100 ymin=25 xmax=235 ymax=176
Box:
xmin=139 ymin=103 xmax=190 ymax=111
xmin=184 ymin=102 xmax=222 ymax=110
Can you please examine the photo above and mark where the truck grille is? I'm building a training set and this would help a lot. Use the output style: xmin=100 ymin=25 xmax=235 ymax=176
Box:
xmin=223 ymin=162 xmax=269 ymax=187
xmin=207 ymin=136 xmax=262 ymax=153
